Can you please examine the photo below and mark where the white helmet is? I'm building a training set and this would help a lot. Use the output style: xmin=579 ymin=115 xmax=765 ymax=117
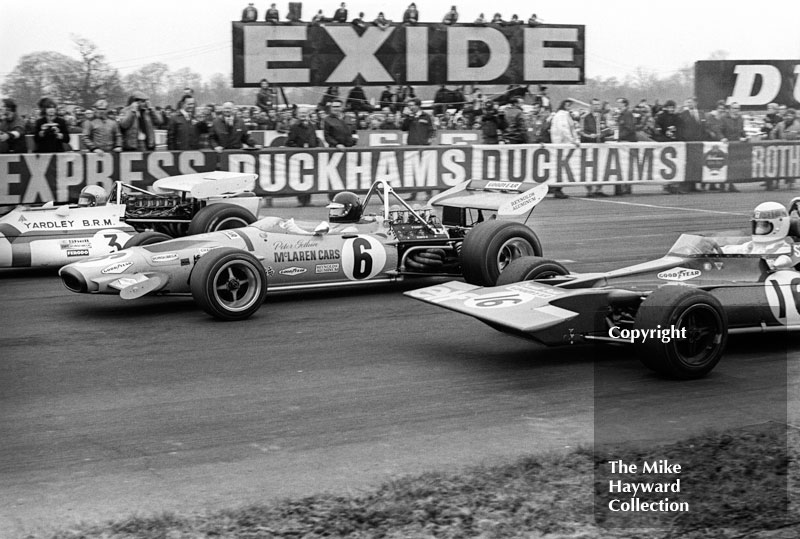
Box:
xmin=751 ymin=201 xmax=789 ymax=243
xmin=78 ymin=185 xmax=108 ymax=207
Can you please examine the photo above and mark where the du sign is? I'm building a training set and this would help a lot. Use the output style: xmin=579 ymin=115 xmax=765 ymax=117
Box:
xmin=232 ymin=22 xmax=585 ymax=87
xmin=695 ymin=60 xmax=800 ymax=110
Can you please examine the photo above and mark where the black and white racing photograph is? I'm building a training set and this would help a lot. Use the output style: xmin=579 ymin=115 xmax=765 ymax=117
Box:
xmin=1 ymin=0 xmax=799 ymax=537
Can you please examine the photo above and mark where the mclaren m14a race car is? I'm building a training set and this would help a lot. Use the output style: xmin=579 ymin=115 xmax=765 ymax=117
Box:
xmin=407 ymin=223 xmax=800 ymax=379
xmin=0 ymin=171 xmax=259 ymax=269
xmin=59 ymin=179 xmax=549 ymax=320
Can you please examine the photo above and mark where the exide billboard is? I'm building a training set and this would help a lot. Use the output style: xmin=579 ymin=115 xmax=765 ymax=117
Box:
xmin=232 ymin=22 xmax=585 ymax=87
xmin=695 ymin=60 xmax=800 ymax=110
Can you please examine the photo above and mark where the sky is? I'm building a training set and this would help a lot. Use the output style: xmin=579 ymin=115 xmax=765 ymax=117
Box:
xmin=2 ymin=0 xmax=800 ymax=85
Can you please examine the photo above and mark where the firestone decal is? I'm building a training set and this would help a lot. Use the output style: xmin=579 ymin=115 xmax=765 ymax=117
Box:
xmin=657 ymin=267 xmax=701 ymax=281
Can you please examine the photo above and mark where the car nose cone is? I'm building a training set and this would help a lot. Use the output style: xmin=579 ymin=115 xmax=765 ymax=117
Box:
xmin=59 ymin=266 xmax=88 ymax=293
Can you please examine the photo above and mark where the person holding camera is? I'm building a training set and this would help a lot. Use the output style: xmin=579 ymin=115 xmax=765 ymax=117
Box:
xmin=34 ymin=99 xmax=70 ymax=153
xmin=119 ymin=91 xmax=163 ymax=151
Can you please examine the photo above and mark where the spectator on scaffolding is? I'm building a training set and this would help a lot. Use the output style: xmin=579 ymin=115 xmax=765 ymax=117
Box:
xmin=311 ymin=9 xmax=326 ymax=24
xmin=332 ymin=2 xmax=348 ymax=22
xmin=403 ymin=3 xmax=419 ymax=25
xmin=256 ymin=79 xmax=276 ymax=114
xmin=474 ymin=13 xmax=486 ymax=24
xmin=265 ymin=3 xmax=279 ymax=22
xmin=373 ymin=12 xmax=391 ymax=30
xmin=319 ymin=86 xmax=340 ymax=111
xmin=528 ymin=13 xmax=542 ymax=25
xmin=241 ymin=2 xmax=258 ymax=21
xmin=443 ymin=6 xmax=459 ymax=24
xmin=34 ymin=98 xmax=70 ymax=153
xmin=506 ymin=14 xmax=523 ymax=25
xmin=347 ymin=84 xmax=371 ymax=113
xmin=351 ymin=12 xmax=366 ymax=29
xmin=491 ymin=13 xmax=504 ymax=24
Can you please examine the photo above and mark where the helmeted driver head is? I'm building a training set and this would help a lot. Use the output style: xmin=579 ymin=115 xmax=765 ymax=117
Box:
xmin=327 ymin=191 xmax=362 ymax=223
xmin=751 ymin=201 xmax=789 ymax=243
xmin=78 ymin=185 xmax=108 ymax=207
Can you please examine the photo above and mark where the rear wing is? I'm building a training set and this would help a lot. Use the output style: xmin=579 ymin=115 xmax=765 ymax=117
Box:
xmin=428 ymin=180 xmax=548 ymax=222
xmin=151 ymin=171 xmax=257 ymax=199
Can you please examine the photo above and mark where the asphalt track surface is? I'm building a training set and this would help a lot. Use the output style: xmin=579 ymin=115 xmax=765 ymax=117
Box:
xmin=1 ymin=184 xmax=799 ymax=536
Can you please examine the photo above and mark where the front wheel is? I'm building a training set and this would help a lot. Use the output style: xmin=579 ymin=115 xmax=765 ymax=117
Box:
xmin=190 ymin=247 xmax=268 ymax=321
xmin=495 ymin=256 xmax=568 ymax=286
xmin=634 ymin=286 xmax=728 ymax=379
xmin=460 ymin=221 xmax=542 ymax=286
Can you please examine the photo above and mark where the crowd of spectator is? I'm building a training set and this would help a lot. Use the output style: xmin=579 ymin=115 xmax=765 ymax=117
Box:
xmin=239 ymin=2 xmax=542 ymax=28
xmin=2 ymin=78 xmax=799 ymax=201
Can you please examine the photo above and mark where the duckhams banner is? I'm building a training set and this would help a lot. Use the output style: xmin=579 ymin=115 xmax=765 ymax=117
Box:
xmin=2 ymin=141 xmax=799 ymax=204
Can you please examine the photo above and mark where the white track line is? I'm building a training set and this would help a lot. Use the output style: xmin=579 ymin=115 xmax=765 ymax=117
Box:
xmin=577 ymin=197 xmax=748 ymax=216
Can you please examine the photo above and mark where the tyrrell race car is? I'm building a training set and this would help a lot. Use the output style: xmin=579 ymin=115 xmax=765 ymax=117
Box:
xmin=59 ymin=179 xmax=548 ymax=320
xmin=0 ymin=171 xmax=259 ymax=268
xmin=406 ymin=203 xmax=800 ymax=379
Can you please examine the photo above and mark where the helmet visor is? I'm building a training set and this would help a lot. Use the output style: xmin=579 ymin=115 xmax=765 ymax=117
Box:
xmin=752 ymin=220 xmax=774 ymax=236
xmin=327 ymin=202 xmax=347 ymax=218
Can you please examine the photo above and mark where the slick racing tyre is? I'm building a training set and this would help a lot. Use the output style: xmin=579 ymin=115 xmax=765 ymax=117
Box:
xmin=187 ymin=203 xmax=256 ymax=235
xmin=123 ymin=231 xmax=172 ymax=248
xmin=461 ymin=221 xmax=542 ymax=286
xmin=190 ymin=247 xmax=268 ymax=321
xmin=495 ymin=256 xmax=568 ymax=286
xmin=634 ymin=286 xmax=728 ymax=379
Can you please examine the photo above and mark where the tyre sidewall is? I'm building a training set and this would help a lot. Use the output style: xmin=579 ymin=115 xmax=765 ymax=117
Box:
xmin=190 ymin=247 xmax=267 ymax=320
xmin=187 ymin=204 xmax=256 ymax=235
xmin=461 ymin=221 xmax=542 ymax=286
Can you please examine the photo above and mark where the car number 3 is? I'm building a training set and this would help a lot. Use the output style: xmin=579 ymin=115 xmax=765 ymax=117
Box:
xmin=342 ymin=236 xmax=387 ymax=281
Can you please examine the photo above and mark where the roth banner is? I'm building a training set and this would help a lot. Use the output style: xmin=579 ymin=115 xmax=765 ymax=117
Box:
xmin=232 ymin=22 xmax=585 ymax=87
xmin=695 ymin=60 xmax=800 ymax=110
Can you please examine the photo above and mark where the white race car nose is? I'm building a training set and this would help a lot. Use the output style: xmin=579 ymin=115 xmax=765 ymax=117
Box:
xmin=59 ymin=266 xmax=88 ymax=293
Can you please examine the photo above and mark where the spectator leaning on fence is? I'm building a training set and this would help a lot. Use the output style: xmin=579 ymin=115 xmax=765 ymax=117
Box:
xmin=82 ymin=99 xmax=122 ymax=153
xmin=0 ymin=98 xmax=27 ymax=154
xmin=286 ymin=107 xmax=321 ymax=207
xmin=167 ymin=95 xmax=205 ymax=151
xmin=770 ymin=108 xmax=800 ymax=190
xmin=209 ymin=101 xmax=262 ymax=152
xmin=33 ymin=98 xmax=70 ymax=153
xmin=241 ymin=2 xmax=257 ymax=21
xmin=119 ymin=91 xmax=162 ymax=151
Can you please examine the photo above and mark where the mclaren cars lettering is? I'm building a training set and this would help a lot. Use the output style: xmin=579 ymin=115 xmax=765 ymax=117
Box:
xmin=274 ymin=249 xmax=340 ymax=263
xmin=765 ymin=270 xmax=800 ymax=325
xmin=279 ymin=266 xmax=307 ymax=276
xmin=316 ymin=263 xmax=340 ymax=274
xmin=341 ymin=236 xmax=387 ymax=280
xmin=657 ymin=267 xmax=701 ymax=281
xmin=101 ymin=261 xmax=133 ymax=274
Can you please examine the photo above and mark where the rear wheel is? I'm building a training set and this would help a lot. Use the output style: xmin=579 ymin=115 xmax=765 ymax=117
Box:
xmin=634 ymin=286 xmax=727 ymax=379
xmin=123 ymin=231 xmax=172 ymax=248
xmin=190 ymin=247 xmax=267 ymax=321
xmin=496 ymin=256 xmax=568 ymax=285
xmin=187 ymin=203 xmax=256 ymax=235
xmin=461 ymin=221 xmax=542 ymax=286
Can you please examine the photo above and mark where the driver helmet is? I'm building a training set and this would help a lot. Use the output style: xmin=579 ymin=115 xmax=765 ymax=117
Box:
xmin=327 ymin=191 xmax=363 ymax=223
xmin=78 ymin=185 xmax=108 ymax=207
xmin=751 ymin=201 xmax=789 ymax=243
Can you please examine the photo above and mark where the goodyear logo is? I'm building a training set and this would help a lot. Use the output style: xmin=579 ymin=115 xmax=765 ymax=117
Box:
xmin=485 ymin=181 xmax=522 ymax=191
xmin=657 ymin=267 xmax=701 ymax=281
xmin=279 ymin=266 xmax=307 ymax=276
xmin=101 ymin=261 xmax=133 ymax=274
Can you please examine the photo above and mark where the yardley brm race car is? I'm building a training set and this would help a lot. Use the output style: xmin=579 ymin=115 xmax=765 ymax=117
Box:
xmin=0 ymin=171 xmax=259 ymax=269
xmin=407 ymin=202 xmax=800 ymax=379
xmin=59 ymin=179 xmax=548 ymax=320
